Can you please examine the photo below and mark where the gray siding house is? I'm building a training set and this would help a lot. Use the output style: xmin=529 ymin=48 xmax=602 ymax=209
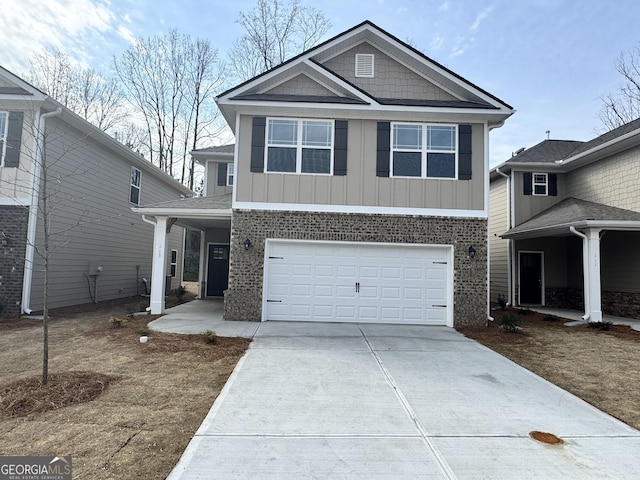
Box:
xmin=0 ymin=66 xmax=192 ymax=317
xmin=489 ymin=118 xmax=640 ymax=321
xmin=137 ymin=21 xmax=513 ymax=327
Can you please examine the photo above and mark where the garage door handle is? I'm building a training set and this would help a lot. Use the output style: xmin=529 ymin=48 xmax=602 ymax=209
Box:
xmin=432 ymin=304 xmax=447 ymax=308
xmin=355 ymin=282 xmax=360 ymax=293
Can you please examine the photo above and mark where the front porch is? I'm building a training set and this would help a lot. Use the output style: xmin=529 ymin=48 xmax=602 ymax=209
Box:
xmin=132 ymin=194 xmax=232 ymax=314
xmin=501 ymin=198 xmax=640 ymax=322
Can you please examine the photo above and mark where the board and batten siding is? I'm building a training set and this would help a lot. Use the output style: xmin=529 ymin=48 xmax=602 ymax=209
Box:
xmin=489 ymin=176 xmax=509 ymax=303
xmin=235 ymin=115 xmax=485 ymax=211
xmin=205 ymin=160 xmax=234 ymax=197
xmin=29 ymin=116 xmax=185 ymax=310
xmin=0 ymin=104 xmax=39 ymax=202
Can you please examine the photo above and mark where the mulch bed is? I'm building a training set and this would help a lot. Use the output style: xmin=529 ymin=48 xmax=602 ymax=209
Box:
xmin=0 ymin=371 xmax=118 ymax=418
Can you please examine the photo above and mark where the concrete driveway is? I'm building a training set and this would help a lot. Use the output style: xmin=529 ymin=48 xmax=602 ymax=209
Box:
xmin=167 ymin=321 xmax=640 ymax=479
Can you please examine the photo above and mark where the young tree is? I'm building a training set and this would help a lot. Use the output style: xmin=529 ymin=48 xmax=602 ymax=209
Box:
xmin=229 ymin=0 xmax=331 ymax=81
xmin=27 ymin=48 xmax=126 ymax=132
xmin=113 ymin=30 xmax=225 ymax=183
xmin=599 ymin=43 xmax=640 ymax=131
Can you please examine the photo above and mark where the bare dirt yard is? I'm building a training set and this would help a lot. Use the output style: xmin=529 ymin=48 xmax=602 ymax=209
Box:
xmin=0 ymin=294 xmax=250 ymax=479
xmin=459 ymin=309 xmax=640 ymax=431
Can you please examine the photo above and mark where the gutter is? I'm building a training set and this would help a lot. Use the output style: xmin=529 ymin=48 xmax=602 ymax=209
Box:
xmin=22 ymin=106 xmax=63 ymax=314
xmin=495 ymin=167 xmax=512 ymax=307
xmin=569 ymin=226 xmax=590 ymax=321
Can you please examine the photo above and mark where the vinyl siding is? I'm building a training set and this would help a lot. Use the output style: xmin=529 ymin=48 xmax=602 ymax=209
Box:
xmin=489 ymin=177 xmax=509 ymax=302
xmin=266 ymin=74 xmax=336 ymax=97
xmin=0 ymin=104 xmax=39 ymax=202
xmin=565 ymin=145 xmax=640 ymax=212
xmin=235 ymin=115 xmax=485 ymax=211
xmin=513 ymin=171 xmax=565 ymax=226
xmin=600 ymin=231 xmax=640 ymax=292
xmin=29 ymin=116 xmax=185 ymax=310
xmin=322 ymin=42 xmax=458 ymax=101
xmin=205 ymin=161 xmax=234 ymax=196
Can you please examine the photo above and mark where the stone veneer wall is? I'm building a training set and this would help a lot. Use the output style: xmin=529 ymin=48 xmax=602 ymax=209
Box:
xmin=546 ymin=287 xmax=640 ymax=320
xmin=224 ymin=210 xmax=488 ymax=327
xmin=0 ymin=206 xmax=29 ymax=318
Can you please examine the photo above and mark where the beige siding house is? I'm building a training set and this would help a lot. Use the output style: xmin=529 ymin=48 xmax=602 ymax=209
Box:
xmin=489 ymin=120 xmax=640 ymax=321
xmin=137 ymin=21 xmax=513 ymax=326
xmin=0 ymin=67 xmax=192 ymax=316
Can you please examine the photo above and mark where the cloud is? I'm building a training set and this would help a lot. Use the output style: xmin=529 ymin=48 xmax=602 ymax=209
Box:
xmin=430 ymin=36 xmax=444 ymax=51
xmin=438 ymin=2 xmax=450 ymax=11
xmin=470 ymin=6 xmax=494 ymax=32
xmin=0 ymin=0 xmax=133 ymax=74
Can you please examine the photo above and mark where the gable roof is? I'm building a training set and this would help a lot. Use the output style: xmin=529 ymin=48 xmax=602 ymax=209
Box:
xmin=216 ymin=20 xmax=513 ymax=129
xmin=501 ymin=197 xmax=640 ymax=239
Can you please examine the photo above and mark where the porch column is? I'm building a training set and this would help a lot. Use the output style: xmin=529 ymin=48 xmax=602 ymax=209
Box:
xmin=586 ymin=228 xmax=603 ymax=323
xmin=150 ymin=216 xmax=168 ymax=314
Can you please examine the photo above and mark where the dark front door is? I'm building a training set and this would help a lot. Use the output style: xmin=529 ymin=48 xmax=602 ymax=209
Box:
xmin=520 ymin=252 xmax=543 ymax=304
xmin=207 ymin=244 xmax=229 ymax=296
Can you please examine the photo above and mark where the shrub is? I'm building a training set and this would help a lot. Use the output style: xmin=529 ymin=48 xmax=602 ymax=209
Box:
xmin=543 ymin=314 xmax=558 ymax=322
xmin=497 ymin=294 xmax=507 ymax=310
xmin=518 ymin=308 xmax=534 ymax=316
xmin=109 ymin=316 xmax=127 ymax=328
xmin=176 ymin=285 xmax=187 ymax=301
xmin=497 ymin=313 xmax=521 ymax=333
xmin=202 ymin=329 xmax=218 ymax=344
xmin=135 ymin=328 xmax=149 ymax=336
xmin=588 ymin=321 xmax=613 ymax=331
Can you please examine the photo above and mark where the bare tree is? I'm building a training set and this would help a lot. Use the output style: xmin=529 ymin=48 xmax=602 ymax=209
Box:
xmin=229 ymin=0 xmax=331 ymax=81
xmin=599 ymin=43 xmax=640 ymax=131
xmin=27 ymin=48 xmax=126 ymax=132
xmin=114 ymin=31 xmax=225 ymax=182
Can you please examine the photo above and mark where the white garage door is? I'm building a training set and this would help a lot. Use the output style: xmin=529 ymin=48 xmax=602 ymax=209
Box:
xmin=263 ymin=240 xmax=452 ymax=325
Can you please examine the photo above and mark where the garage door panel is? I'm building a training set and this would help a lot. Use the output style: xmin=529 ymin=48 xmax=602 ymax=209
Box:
xmin=265 ymin=241 xmax=451 ymax=325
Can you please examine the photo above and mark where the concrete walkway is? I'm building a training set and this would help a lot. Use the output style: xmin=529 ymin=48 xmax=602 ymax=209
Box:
xmin=165 ymin=320 xmax=640 ymax=479
xmin=530 ymin=307 xmax=640 ymax=331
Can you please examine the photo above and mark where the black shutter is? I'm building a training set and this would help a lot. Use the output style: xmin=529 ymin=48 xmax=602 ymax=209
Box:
xmin=333 ymin=120 xmax=348 ymax=175
xmin=549 ymin=173 xmax=557 ymax=196
xmin=5 ymin=111 xmax=23 ymax=168
xmin=250 ymin=117 xmax=266 ymax=173
xmin=523 ymin=172 xmax=533 ymax=195
xmin=458 ymin=124 xmax=472 ymax=180
xmin=217 ymin=163 xmax=227 ymax=186
xmin=376 ymin=121 xmax=390 ymax=177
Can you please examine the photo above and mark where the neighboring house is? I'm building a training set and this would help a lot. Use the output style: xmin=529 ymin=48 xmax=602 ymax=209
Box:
xmin=136 ymin=21 xmax=513 ymax=327
xmin=0 ymin=66 xmax=192 ymax=317
xmin=489 ymin=118 xmax=640 ymax=322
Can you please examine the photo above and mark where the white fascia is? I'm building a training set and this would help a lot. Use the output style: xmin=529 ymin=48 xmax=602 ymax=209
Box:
xmin=132 ymin=208 xmax=232 ymax=219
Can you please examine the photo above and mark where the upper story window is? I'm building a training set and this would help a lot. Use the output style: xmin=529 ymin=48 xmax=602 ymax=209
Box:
xmin=266 ymin=118 xmax=334 ymax=174
xmin=130 ymin=166 xmax=141 ymax=205
xmin=227 ymin=163 xmax=234 ymax=186
xmin=391 ymin=123 xmax=457 ymax=179
xmin=533 ymin=173 xmax=548 ymax=196
xmin=355 ymin=54 xmax=374 ymax=77
xmin=0 ymin=112 xmax=7 ymax=166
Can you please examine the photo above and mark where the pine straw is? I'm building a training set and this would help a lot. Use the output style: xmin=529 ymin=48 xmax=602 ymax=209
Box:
xmin=0 ymin=371 xmax=117 ymax=418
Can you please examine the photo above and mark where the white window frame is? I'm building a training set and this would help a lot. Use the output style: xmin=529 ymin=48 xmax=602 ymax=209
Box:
xmin=265 ymin=117 xmax=334 ymax=175
xmin=170 ymin=249 xmax=178 ymax=278
xmin=532 ymin=173 xmax=548 ymax=196
xmin=0 ymin=111 xmax=8 ymax=167
xmin=226 ymin=163 xmax=234 ymax=186
xmin=355 ymin=54 xmax=375 ymax=78
xmin=390 ymin=122 xmax=458 ymax=180
xmin=130 ymin=166 xmax=141 ymax=205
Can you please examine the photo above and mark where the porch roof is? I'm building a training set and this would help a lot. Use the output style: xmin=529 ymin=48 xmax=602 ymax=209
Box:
xmin=132 ymin=194 xmax=232 ymax=230
xmin=502 ymin=197 xmax=640 ymax=239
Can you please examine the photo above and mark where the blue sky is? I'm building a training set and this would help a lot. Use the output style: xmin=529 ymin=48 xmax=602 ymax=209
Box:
xmin=3 ymin=0 xmax=640 ymax=166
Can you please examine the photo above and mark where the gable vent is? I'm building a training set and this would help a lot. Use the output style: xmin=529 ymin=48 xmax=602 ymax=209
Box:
xmin=355 ymin=54 xmax=374 ymax=78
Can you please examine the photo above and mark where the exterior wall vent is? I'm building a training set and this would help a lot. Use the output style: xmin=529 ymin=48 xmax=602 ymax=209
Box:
xmin=355 ymin=54 xmax=374 ymax=78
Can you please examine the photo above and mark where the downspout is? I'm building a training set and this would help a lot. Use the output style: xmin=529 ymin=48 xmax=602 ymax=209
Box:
xmin=495 ymin=167 xmax=512 ymax=306
xmin=569 ymin=226 xmax=590 ymax=321
xmin=22 ymin=106 xmax=62 ymax=315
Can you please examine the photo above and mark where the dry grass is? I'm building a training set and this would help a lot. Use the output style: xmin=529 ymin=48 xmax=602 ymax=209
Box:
xmin=0 ymin=295 xmax=250 ymax=479
xmin=459 ymin=309 xmax=640 ymax=430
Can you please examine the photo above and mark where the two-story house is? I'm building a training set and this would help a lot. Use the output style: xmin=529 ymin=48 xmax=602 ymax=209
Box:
xmin=0 ymin=66 xmax=191 ymax=317
xmin=489 ymin=118 xmax=640 ymax=322
xmin=137 ymin=21 xmax=513 ymax=327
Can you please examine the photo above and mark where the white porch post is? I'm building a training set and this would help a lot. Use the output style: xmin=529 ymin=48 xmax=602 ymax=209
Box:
xmin=586 ymin=228 xmax=603 ymax=323
xmin=150 ymin=216 xmax=168 ymax=314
